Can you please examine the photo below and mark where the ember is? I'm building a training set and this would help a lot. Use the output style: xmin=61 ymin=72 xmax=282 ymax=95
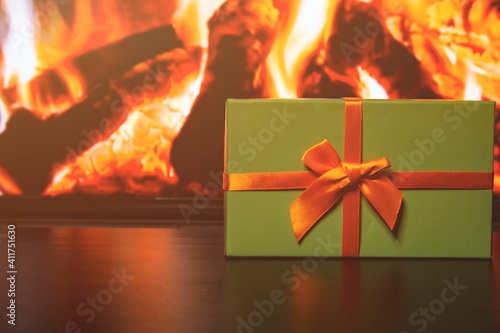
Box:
xmin=0 ymin=0 xmax=498 ymax=196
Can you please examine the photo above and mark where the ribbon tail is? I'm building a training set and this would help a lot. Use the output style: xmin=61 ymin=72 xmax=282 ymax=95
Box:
xmin=359 ymin=174 xmax=402 ymax=230
xmin=290 ymin=169 xmax=350 ymax=242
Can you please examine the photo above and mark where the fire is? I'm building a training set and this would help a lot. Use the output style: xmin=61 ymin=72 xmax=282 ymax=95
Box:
xmin=357 ymin=67 xmax=389 ymax=99
xmin=169 ymin=0 xmax=226 ymax=122
xmin=1 ymin=0 xmax=500 ymax=195
xmin=266 ymin=0 xmax=337 ymax=98
xmin=0 ymin=91 xmax=9 ymax=134
xmin=44 ymin=1 xmax=224 ymax=195
xmin=173 ymin=0 xmax=226 ymax=47
xmin=44 ymin=55 xmax=204 ymax=195
xmin=1 ymin=0 xmax=39 ymax=90
xmin=0 ymin=164 xmax=21 ymax=195
xmin=463 ymin=66 xmax=483 ymax=100
xmin=384 ymin=0 xmax=500 ymax=100
xmin=1 ymin=0 xmax=181 ymax=117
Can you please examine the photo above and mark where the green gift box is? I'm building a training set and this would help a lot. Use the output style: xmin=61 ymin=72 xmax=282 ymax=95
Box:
xmin=224 ymin=98 xmax=494 ymax=258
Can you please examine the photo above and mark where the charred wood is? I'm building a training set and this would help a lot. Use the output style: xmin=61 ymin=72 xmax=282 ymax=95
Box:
xmin=3 ymin=25 xmax=183 ymax=109
xmin=171 ymin=0 xmax=278 ymax=186
xmin=0 ymin=84 xmax=124 ymax=194
xmin=319 ymin=1 xmax=443 ymax=99
xmin=299 ymin=52 xmax=359 ymax=98
xmin=72 ymin=25 xmax=183 ymax=90
xmin=0 ymin=47 xmax=200 ymax=195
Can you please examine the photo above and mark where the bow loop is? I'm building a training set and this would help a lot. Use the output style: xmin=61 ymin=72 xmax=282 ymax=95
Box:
xmin=302 ymin=139 xmax=342 ymax=174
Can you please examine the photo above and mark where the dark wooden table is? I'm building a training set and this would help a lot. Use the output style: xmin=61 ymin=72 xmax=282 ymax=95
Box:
xmin=0 ymin=220 xmax=499 ymax=333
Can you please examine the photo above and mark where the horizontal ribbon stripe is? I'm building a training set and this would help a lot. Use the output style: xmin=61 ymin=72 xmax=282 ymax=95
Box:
xmin=388 ymin=171 xmax=494 ymax=189
xmin=223 ymin=171 xmax=494 ymax=191
xmin=223 ymin=171 xmax=318 ymax=190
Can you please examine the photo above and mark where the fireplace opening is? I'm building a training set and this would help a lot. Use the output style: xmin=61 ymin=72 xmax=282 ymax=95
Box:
xmin=0 ymin=0 xmax=499 ymax=211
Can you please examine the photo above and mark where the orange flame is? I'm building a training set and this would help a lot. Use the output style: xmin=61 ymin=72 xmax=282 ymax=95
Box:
xmin=357 ymin=67 xmax=389 ymax=99
xmin=0 ymin=92 xmax=9 ymax=134
xmin=44 ymin=1 xmax=228 ymax=195
xmin=1 ymin=0 xmax=499 ymax=195
xmin=266 ymin=0 xmax=337 ymax=98
xmin=1 ymin=0 xmax=40 ymax=89
xmin=173 ymin=0 xmax=226 ymax=47
xmin=385 ymin=0 xmax=500 ymax=101
xmin=44 ymin=60 xmax=204 ymax=195
xmin=1 ymin=0 xmax=181 ymax=117
xmin=463 ymin=65 xmax=483 ymax=100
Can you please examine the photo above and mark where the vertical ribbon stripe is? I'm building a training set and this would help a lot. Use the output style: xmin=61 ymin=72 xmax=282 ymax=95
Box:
xmin=342 ymin=97 xmax=363 ymax=257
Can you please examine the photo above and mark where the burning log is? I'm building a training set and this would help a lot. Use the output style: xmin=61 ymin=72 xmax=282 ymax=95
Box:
xmin=0 ymin=46 xmax=202 ymax=195
xmin=300 ymin=1 xmax=444 ymax=99
xmin=170 ymin=0 xmax=279 ymax=186
xmin=364 ymin=38 xmax=444 ymax=99
xmin=3 ymin=25 xmax=183 ymax=115
xmin=0 ymin=84 xmax=126 ymax=195
xmin=115 ymin=47 xmax=203 ymax=110
xmin=43 ymin=47 xmax=204 ymax=196
xmin=72 ymin=25 xmax=183 ymax=91
xmin=298 ymin=51 xmax=359 ymax=98
xmin=334 ymin=1 xmax=443 ymax=98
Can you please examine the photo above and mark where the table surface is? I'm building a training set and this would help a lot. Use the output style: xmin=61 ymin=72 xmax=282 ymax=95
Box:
xmin=0 ymin=221 xmax=498 ymax=333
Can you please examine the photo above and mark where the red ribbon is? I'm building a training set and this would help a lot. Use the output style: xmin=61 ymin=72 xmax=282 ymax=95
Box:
xmin=223 ymin=98 xmax=493 ymax=257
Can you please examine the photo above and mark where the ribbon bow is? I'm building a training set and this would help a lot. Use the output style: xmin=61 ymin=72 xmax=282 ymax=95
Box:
xmin=290 ymin=139 xmax=403 ymax=243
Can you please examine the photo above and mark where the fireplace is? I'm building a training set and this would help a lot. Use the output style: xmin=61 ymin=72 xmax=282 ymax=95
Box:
xmin=0 ymin=0 xmax=499 ymax=219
